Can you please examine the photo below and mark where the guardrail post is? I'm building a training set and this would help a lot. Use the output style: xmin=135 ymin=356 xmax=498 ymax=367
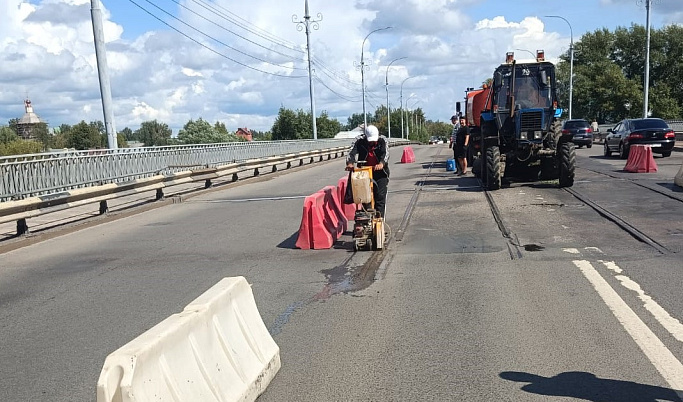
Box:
xmin=272 ymin=165 xmax=278 ymax=173
xmin=99 ymin=200 xmax=108 ymax=215
xmin=16 ymin=218 xmax=29 ymax=236
xmin=205 ymin=179 xmax=212 ymax=189
xmin=232 ymin=173 xmax=239 ymax=182
xmin=287 ymin=161 xmax=292 ymax=169
xmin=254 ymin=168 xmax=260 ymax=177
xmin=156 ymin=188 xmax=164 ymax=200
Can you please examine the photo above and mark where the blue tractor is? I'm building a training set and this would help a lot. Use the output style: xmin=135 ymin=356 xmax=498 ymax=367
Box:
xmin=473 ymin=51 xmax=576 ymax=189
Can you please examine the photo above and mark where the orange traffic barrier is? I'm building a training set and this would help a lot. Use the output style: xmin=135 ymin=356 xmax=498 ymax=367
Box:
xmin=624 ymin=145 xmax=658 ymax=173
xmin=336 ymin=176 xmax=357 ymax=221
xmin=295 ymin=192 xmax=334 ymax=249
xmin=400 ymin=146 xmax=416 ymax=163
xmin=321 ymin=186 xmax=348 ymax=235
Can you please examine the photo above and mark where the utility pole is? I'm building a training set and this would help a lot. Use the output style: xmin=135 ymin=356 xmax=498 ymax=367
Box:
xmin=293 ymin=0 xmax=322 ymax=139
xmin=643 ymin=0 xmax=652 ymax=118
xmin=356 ymin=27 xmax=391 ymax=131
xmin=90 ymin=0 xmax=117 ymax=149
xmin=545 ymin=15 xmax=574 ymax=119
xmin=385 ymin=57 xmax=406 ymax=139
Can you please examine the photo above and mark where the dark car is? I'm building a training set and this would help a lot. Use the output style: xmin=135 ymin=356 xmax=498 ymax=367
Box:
xmin=562 ymin=119 xmax=593 ymax=148
xmin=603 ymin=118 xmax=676 ymax=158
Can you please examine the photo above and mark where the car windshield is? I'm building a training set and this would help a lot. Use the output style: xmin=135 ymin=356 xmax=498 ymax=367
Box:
xmin=564 ymin=120 xmax=589 ymax=129
xmin=632 ymin=119 xmax=669 ymax=129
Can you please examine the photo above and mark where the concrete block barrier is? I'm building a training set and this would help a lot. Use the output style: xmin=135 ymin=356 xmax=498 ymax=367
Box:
xmin=295 ymin=192 xmax=334 ymax=249
xmin=96 ymin=277 xmax=280 ymax=402
xmin=400 ymin=146 xmax=416 ymax=163
xmin=336 ymin=176 xmax=357 ymax=221
xmin=675 ymin=161 xmax=683 ymax=188
xmin=624 ymin=145 xmax=658 ymax=173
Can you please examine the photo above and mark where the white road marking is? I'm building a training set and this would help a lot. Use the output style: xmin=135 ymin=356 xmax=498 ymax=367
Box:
xmin=598 ymin=261 xmax=683 ymax=342
xmin=563 ymin=248 xmax=580 ymax=254
xmin=574 ymin=260 xmax=683 ymax=395
xmin=585 ymin=247 xmax=603 ymax=254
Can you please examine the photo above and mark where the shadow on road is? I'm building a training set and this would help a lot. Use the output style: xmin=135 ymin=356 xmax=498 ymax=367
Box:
xmin=500 ymin=371 xmax=681 ymax=402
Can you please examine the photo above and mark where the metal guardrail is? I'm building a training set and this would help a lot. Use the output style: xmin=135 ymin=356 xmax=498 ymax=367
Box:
xmin=0 ymin=139 xmax=411 ymax=235
xmin=0 ymin=139 xmax=365 ymax=202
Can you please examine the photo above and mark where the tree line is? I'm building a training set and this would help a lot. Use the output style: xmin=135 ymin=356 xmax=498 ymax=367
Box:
xmin=554 ymin=24 xmax=683 ymax=123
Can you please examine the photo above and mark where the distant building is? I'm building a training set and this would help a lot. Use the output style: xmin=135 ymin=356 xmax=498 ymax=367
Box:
xmin=16 ymin=99 xmax=45 ymax=139
xmin=236 ymin=127 xmax=253 ymax=141
xmin=334 ymin=126 xmax=364 ymax=139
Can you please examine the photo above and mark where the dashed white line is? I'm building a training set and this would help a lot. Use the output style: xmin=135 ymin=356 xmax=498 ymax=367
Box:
xmin=574 ymin=260 xmax=683 ymax=395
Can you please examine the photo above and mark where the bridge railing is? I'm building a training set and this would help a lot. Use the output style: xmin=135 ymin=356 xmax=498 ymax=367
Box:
xmin=0 ymin=138 xmax=411 ymax=235
xmin=0 ymin=139 xmax=363 ymax=202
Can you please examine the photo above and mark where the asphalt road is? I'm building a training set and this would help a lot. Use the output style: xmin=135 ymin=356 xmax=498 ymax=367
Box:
xmin=1 ymin=143 xmax=683 ymax=401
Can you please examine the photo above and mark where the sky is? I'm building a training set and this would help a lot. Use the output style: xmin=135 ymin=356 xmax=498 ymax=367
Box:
xmin=1 ymin=0 xmax=682 ymax=135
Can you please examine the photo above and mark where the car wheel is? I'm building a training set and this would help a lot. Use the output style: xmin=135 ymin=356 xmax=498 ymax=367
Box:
xmin=587 ymin=143 xmax=592 ymax=149
xmin=619 ymin=143 xmax=629 ymax=159
xmin=662 ymin=151 xmax=671 ymax=157
xmin=603 ymin=142 xmax=612 ymax=157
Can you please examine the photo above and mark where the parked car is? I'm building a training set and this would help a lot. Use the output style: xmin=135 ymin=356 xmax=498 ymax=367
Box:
xmin=562 ymin=119 xmax=593 ymax=148
xmin=603 ymin=118 xmax=676 ymax=159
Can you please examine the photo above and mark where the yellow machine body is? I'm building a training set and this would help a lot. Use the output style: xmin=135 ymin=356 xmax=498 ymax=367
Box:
xmin=352 ymin=166 xmax=384 ymax=251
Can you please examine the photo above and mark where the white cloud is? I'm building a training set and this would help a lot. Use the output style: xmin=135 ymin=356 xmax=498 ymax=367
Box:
xmin=0 ymin=0 xmax=679 ymax=135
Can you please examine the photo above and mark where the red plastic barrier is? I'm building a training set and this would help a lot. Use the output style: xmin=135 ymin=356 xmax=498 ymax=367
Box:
xmin=321 ymin=186 xmax=348 ymax=234
xmin=295 ymin=192 xmax=334 ymax=249
xmin=400 ymin=146 xmax=416 ymax=163
xmin=337 ymin=176 xmax=357 ymax=221
xmin=624 ymin=145 xmax=658 ymax=173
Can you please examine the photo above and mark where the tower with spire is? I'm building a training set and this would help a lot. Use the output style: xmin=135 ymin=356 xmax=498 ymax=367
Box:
xmin=17 ymin=98 xmax=45 ymax=139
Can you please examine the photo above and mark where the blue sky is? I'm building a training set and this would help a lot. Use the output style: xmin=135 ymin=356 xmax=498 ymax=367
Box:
xmin=1 ymin=0 xmax=681 ymax=134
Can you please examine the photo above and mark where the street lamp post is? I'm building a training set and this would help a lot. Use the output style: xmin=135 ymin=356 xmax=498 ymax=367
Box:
xmin=292 ymin=0 xmax=322 ymax=139
xmin=545 ymin=15 xmax=574 ymax=119
xmin=357 ymin=26 xmax=392 ymax=132
xmin=515 ymin=48 xmax=536 ymax=58
xmin=407 ymin=97 xmax=419 ymax=139
xmin=385 ymin=57 xmax=407 ymax=139
xmin=400 ymin=76 xmax=416 ymax=139
xmin=643 ymin=0 xmax=652 ymax=118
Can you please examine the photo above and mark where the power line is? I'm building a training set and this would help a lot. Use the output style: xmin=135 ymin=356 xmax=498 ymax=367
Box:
xmin=132 ymin=0 xmax=307 ymax=72
xmin=173 ymin=0 xmax=305 ymax=61
xmin=313 ymin=76 xmax=361 ymax=102
xmin=188 ymin=0 xmax=304 ymax=54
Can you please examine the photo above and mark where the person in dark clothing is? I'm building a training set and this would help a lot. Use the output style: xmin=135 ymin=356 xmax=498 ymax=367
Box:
xmin=454 ymin=117 xmax=470 ymax=175
xmin=346 ymin=125 xmax=390 ymax=217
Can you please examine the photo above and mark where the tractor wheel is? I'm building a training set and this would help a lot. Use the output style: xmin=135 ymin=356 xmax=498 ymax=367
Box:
xmin=486 ymin=146 xmax=502 ymax=190
xmin=550 ymin=119 xmax=563 ymax=149
xmin=558 ymin=142 xmax=576 ymax=188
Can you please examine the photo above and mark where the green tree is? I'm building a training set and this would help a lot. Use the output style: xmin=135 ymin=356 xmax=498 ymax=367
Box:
xmin=67 ymin=121 xmax=103 ymax=150
xmin=135 ymin=120 xmax=172 ymax=146
xmin=0 ymin=126 xmax=19 ymax=144
xmin=0 ymin=140 xmax=43 ymax=157
xmin=178 ymin=118 xmax=238 ymax=144
xmin=119 ymin=127 xmax=135 ymax=141
xmin=271 ymin=107 xmax=298 ymax=140
xmin=7 ymin=118 xmax=20 ymax=135
xmin=32 ymin=123 xmax=52 ymax=151
xmin=251 ymin=130 xmax=272 ymax=141
xmin=316 ymin=111 xmax=343 ymax=139
xmin=117 ymin=133 xmax=128 ymax=148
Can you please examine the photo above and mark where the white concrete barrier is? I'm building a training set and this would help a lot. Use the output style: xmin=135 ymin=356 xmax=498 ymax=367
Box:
xmin=675 ymin=161 xmax=683 ymax=188
xmin=97 ymin=277 xmax=280 ymax=402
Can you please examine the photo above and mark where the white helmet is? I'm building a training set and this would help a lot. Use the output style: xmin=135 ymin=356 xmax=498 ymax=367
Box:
xmin=365 ymin=125 xmax=379 ymax=142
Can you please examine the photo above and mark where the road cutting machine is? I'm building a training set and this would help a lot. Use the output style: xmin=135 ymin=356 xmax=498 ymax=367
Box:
xmin=349 ymin=166 xmax=385 ymax=251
